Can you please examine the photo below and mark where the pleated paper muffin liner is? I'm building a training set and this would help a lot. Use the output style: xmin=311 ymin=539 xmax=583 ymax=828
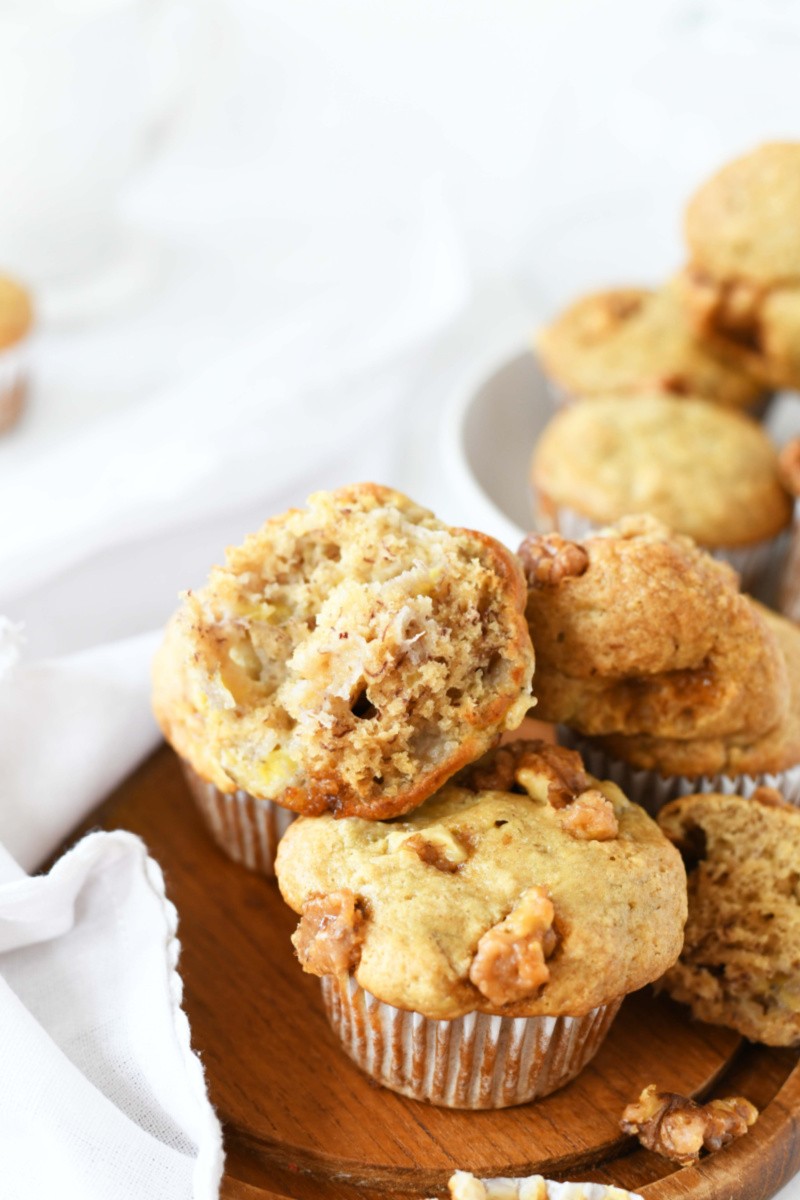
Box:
xmin=0 ymin=342 xmax=29 ymax=434
xmin=180 ymin=759 xmax=295 ymax=876
xmin=559 ymin=726 xmax=800 ymax=818
xmin=321 ymin=973 xmax=622 ymax=1110
xmin=530 ymin=496 xmax=782 ymax=597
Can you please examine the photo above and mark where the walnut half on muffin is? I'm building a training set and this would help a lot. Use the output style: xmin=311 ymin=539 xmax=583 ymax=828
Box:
xmin=153 ymin=483 xmax=534 ymax=821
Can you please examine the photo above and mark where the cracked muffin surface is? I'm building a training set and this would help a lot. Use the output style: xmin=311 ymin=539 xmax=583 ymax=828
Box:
xmin=520 ymin=517 xmax=788 ymax=747
xmin=681 ymin=142 xmax=800 ymax=389
xmin=535 ymin=284 xmax=764 ymax=410
xmin=530 ymin=394 xmax=791 ymax=548
xmin=152 ymin=483 xmax=534 ymax=819
xmin=658 ymin=789 xmax=800 ymax=1046
xmin=276 ymin=740 xmax=686 ymax=1020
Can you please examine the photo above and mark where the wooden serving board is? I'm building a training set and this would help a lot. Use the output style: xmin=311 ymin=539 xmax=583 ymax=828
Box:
xmin=84 ymin=745 xmax=800 ymax=1200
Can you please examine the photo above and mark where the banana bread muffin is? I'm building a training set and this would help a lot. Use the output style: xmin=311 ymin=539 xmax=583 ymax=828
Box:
xmin=519 ymin=517 xmax=788 ymax=745
xmin=680 ymin=142 xmax=800 ymax=391
xmin=276 ymin=739 xmax=686 ymax=1107
xmin=535 ymin=284 xmax=765 ymax=410
xmin=658 ymin=788 xmax=800 ymax=1046
xmin=0 ymin=274 xmax=33 ymax=434
xmin=153 ymin=484 xmax=534 ymax=838
xmin=530 ymin=394 xmax=791 ymax=587
xmin=519 ymin=519 xmax=799 ymax=810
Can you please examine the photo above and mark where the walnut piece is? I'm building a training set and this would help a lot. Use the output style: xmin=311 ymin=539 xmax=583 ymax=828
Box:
xmin=469 ymin=886 xmax=556 ymax=1006
xmin=292 ymin=889 xmax=366 ymax=977
xmin=620 ymin=1084 xmax=758 ymax=1165
xmin=461 ymin=739 xmax=591 ymax=808
xmin=559 ymin=789 xmax=619 ymax=841
xmin=518 ymin=533 xmax=589 ymax=588
xmin=403 ymin=829 xmax=470 ymax=872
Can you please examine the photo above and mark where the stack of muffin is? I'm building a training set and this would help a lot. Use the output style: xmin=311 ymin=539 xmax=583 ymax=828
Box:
xmin=150 ymin=146 xmax=800 ymax=1181
xmin=533 ymin=142 xmax=800 ymax=598
xmin=153 ymin=484 xmax=688 ymax=1111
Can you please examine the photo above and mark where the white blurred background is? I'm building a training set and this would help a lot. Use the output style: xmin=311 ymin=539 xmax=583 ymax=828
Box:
xmin=2 ymin=0 xmax=800 ymax=773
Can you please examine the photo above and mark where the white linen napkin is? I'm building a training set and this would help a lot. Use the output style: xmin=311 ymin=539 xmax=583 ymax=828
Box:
xmin=0 ymin=830 xmax=222 ymax=1199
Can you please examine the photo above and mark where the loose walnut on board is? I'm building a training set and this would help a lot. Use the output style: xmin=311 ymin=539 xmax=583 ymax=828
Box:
xmin=621 ymin=1083 xmax=758 ymax=1165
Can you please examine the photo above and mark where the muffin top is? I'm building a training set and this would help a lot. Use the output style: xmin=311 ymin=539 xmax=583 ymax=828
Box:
xmin=276 ymin=739 xmax=687 ymax=1020
xmin=530 ymin=393 xmax=791 ymax=548
xmin=0 ymin=276 xmax=33 ymax=349
xmin=685 ymin=143 xmax=800 ymax=285
xmin=598 ymin=603 xmax=800 ymax=779
xmin=681 ymin=144 xmax=800 ymax=389
xmin=535 ymin=285 xmax=763 ymax=409
xmin=519 ymin=518 xmax=788 ymax=744
xmin=658 ymin=787 xmax=800 ymax=1046
xmin=152 ymin=483 xmax=534 ymax=820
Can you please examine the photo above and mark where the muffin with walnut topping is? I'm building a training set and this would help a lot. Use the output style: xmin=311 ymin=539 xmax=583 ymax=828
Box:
xmin=275 ymin=739 xmax=687 ymax=1109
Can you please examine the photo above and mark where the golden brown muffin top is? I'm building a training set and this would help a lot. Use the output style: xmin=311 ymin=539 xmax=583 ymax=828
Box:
xmin=276 ymin=740 xmax=686 ymax=1020
xmin=597 ymin=604 xmax=800 ymax=779
xmin=535 ymin=284 xmax=763 ymax=409
xmin=152 ymin=483 xmax=534 ymax=819
xmin=685 ymin=143 xmax=800 ymax=285
xmin=0 ymin=276 xmax=33 ymax=348
xmin=519 ymin=517 xmax=789 ymax=744
xmin=530 ymin=394 xmax=791 ymax=548
xmin=658 ymin=788 xmax=800 ymax=1046
xmin=681 ymin=144 xmax=800 ymax=390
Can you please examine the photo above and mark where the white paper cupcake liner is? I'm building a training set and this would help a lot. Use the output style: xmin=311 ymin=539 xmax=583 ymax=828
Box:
xmin=559 ymin=726 xmax=800 ymax=817
xmin=532 ymin=500 xmax=782 ymax=596
xmin=321 ymin=974 xmax=621 ymax=1109
xmin=180 ymin=759 xmax=295 ymax=876
xmin=0 ymin=341 xmax=29 ymax=433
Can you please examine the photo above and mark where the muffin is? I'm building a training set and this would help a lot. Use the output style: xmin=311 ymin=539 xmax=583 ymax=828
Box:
xmin=0 ymin=275 xmax=33 ymax=434
xmin=276 ymin=739 xmax=687 ymax=1108
xmin=518 ymin=519 xmax=800 ymax=811
xmin=535 ymin=283 xmax=765 ymax=411
xmin=658 ymin=788 xmax=800 ymax=1046
xmin=449 ymin=1172 xmax=641 ymax=1200
xmin=529 ymin=393 xmax=792 ymax=590
xmin=779 ymin=436 xmax=800 ymax=623
xmin=153 ymin=483 xmax=534 ymax=872
xmin=680 ymin=142 xmax=800 ymax=391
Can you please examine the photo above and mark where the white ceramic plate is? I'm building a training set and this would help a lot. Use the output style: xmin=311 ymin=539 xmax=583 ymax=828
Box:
xmin=440 ymin=342 xmax=555 ymax=551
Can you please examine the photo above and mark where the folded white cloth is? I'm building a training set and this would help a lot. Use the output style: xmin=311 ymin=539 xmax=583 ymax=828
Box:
xmin=0 ymin=830 xmax=222 ymax=1198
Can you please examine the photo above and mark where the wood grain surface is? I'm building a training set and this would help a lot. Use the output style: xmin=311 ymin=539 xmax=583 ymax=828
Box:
xmin=84 ymin=744 xmax=800 ymax=1200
